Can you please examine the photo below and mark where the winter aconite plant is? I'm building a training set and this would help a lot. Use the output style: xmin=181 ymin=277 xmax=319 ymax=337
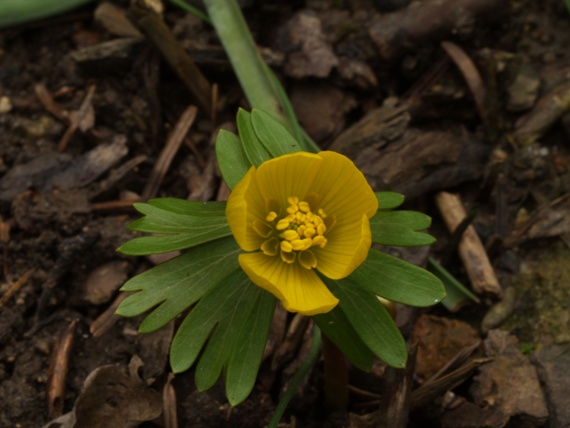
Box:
xmin=117 ymin=108 xmax=445 ymax=405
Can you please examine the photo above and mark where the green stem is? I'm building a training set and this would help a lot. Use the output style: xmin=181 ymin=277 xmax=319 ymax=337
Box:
xmin=201 ymin=0 xmax=319 ymax=152
xmin=0 ymin=0 xmax=93 ymax=29
xmin=168 ymin=0 xmax=211 ymax=24
xmin=203 ymin=1 xmax=283 ymax=116
xmin=322 ymin=334 xmax=349 ymax=412
xmin=268 ymin=325 xmax=322 ymax=428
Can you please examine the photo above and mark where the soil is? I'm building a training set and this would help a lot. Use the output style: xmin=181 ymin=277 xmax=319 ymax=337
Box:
xmin=1 ymin=0 xmax=570 ymax=427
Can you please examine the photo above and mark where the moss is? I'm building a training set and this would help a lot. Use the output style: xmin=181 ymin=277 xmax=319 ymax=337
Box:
xmin=503 ymin=242 xmax=570 ymax=347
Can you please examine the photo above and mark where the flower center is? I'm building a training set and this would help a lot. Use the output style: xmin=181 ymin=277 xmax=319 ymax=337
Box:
xmin=252 ymin=195 xmax=335 ymax=270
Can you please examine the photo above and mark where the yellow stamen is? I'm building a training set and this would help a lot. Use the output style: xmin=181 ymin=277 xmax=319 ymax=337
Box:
xmin=287 ymin=196 xmax=299 ymax=205
xmin=276 ymin=219 xmax=290 ymax=230
xmin=299 ymin=201 xmax=310 ymax=212
xmin=258 ymin=195 xmax=329 ymax=269
xmin=280 ymin=241 xmax=293 ymax=253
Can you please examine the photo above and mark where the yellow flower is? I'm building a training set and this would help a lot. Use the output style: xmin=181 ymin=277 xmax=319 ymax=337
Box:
xmin=226 ymin=151 xmax=378 ymax=315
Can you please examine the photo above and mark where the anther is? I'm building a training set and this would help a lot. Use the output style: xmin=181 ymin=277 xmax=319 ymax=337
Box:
xmin=276 ymin=219 xmax=290 ymax=230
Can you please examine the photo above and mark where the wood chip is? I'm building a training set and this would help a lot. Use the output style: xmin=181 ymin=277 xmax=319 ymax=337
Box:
xmin=47 ymin=319 xmax=78 ymax=419
xmin=435 ymin=191 xmax=502 ymax=297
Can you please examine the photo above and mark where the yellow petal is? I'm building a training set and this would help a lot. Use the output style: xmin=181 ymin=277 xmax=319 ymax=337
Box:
xmin=255 ymin=152 xmax=323 ymax=208
xmin=226 ymin=167 xmax=267 ymax=251
xmin=310 ymin=151 xmax=378 ymax=221
xmin=239 ymin=253 xmax=339 ymax=315
xmin=316 ymin=214 xmax=371 ymax=279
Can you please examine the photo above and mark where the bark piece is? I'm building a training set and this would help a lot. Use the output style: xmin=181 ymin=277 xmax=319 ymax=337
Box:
xmin=510 ymin=80 xmax=570 ymax=146
xmin=507 ymin=65 xmax=541 ymax=112
xmin=77 ymin=260 xmax=130 ymax=305
xmin=329 ymin=99 xmax=491 ymax=199
xmin=291 ymin=83 xmax=356 ymax=142
xmin=441 ymin=398 xmax=508 ymax=428
xmin=43 ymin=357 xmax=162 ymax=428
xmin=0 ymin=153 xmax=71 ymax=202
xmin=368 ymin=0 xmax=506 ymax=62
xmin=470 ymin=330 xmax=549 ymax=427
xmin=435 ymin=191 xmax=502 ymax=297
xmin=275 ymin=10 xmax=339 ymax=78
xmin=410 ymin=314 xmax=480 ymax=382
xmin=531 ymin=345 xmax=570 ymax=428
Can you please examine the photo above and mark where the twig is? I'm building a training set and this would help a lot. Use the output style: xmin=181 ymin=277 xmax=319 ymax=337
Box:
xmin=131 ymin=1 xmax=212 ymax=114
xmin=0 ymin=269 xmax=34 ymax=308
xmin=58 ymin=84 xmax=96 ymax=151
xmin=47 ymin=318 xmax=78 ymax=419
xmin=90 ymin=292 xmax=130 ymax=337
xmin=142 ymin=105 xmax=198 ymax=199
xmin=435 ymin=191 xmax=502 ymax=297
xmin=441 ymin=41 xmax=488 ymax=123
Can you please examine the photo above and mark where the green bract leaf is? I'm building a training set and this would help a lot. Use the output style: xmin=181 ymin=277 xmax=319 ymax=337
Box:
xmin=427 ymin=257 xmax=479 ymax=311
xmin=251 ymin=109 xmax=301 ymax=156
xmin=313 ymin=306 xmax=374 ymax=372
xmin=226 ymin=287 xmax=275 ymax=405
xmin=170 ymin=269 xmax=275 ymax=405
xmin=117 ymin=202 xmax=231 ymax=255
xmin=215 ymin=129 xmax=251 ymax=190
xmin=117 ymin=237 xmax=240 ymax=332
xmin=350 ymin=249 xmax=446 ymax=307
xmin=144 ymin=198 xmax=227 ymax=216
xmin=376 ymin=192 xmax=405 ymax=210
xmin=325 ymin=278 xmax=407 ymax=368
xmin=370 ymin=210 xmax=436 ymax=247
xmin=237 ymin=108 xmax=271 ymax=166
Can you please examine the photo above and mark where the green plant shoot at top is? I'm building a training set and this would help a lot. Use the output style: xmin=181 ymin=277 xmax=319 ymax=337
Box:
xmin=117 ymin=108 xmax=445 ymax=406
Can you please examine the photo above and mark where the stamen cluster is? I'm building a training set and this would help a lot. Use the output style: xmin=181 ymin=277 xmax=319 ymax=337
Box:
xmin=252 ymin=195 xmax=334 ymax=270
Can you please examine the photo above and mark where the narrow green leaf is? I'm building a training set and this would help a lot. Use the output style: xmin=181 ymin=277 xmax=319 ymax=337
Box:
xmin=350 ymin=249 xmax=446 ymax=307
xmin=370 ymin=210 xmax=436 ymax=247
xmin=226 ymin=288 xmax=276 ymax=405
xmin=376 ymin=192 xmax=405 ymax=210
xmin=146 ymin=198 xmax=227 ymax=216
xmin=215 ymin=129 xmax=251 ymax=189
xmin=127 ymin=205 xmax=229 ymax=234
xmin=117 ymin=229 xmax=231 ymax=255
xmin=251 ymin=109 xmax=302 ymax=156
xmin=313 ymin=306 xmax=374 ymax=372
xmin=194 ymin=271 xmax=260 ymax=391
xmin=268 ymin=326 xmax=321 ymax=427
xmin=169 ymin=268 xmax=247 ymax=374
xmin=237 ymin=108 xmax=271 ymax=166
xmin=325 ymin=278 xmax=408 ymax=368
xmin=118 ymin=202 xmax=231 ymax=255
xmin=117 ymin=237 xmax=240 ymax=332
xmin=427 ymin=257 xmax=478 ymax=311
xmin=0 ymin=0 xmax=94 ymax=29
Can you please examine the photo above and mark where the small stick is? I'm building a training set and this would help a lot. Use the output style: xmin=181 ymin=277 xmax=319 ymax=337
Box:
xmin=47 ymin=319 xmax=78 ymax=419
xmin=58 ymin=85 xmax=96 ymax=151
xmin=0 ymin=269 xmax=34 ymax=308
xmin=435 ymin=191 xmax=502 ymax=297
xmin=90 ymin=292 xmax=130 ymax=337
xmin=142 ymin=105 xmax=198 ymax=200
xmin=441 ymin=41 xmax=488 ymax=123
xmin=131 ymin=1 xmax=212 ymax=114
